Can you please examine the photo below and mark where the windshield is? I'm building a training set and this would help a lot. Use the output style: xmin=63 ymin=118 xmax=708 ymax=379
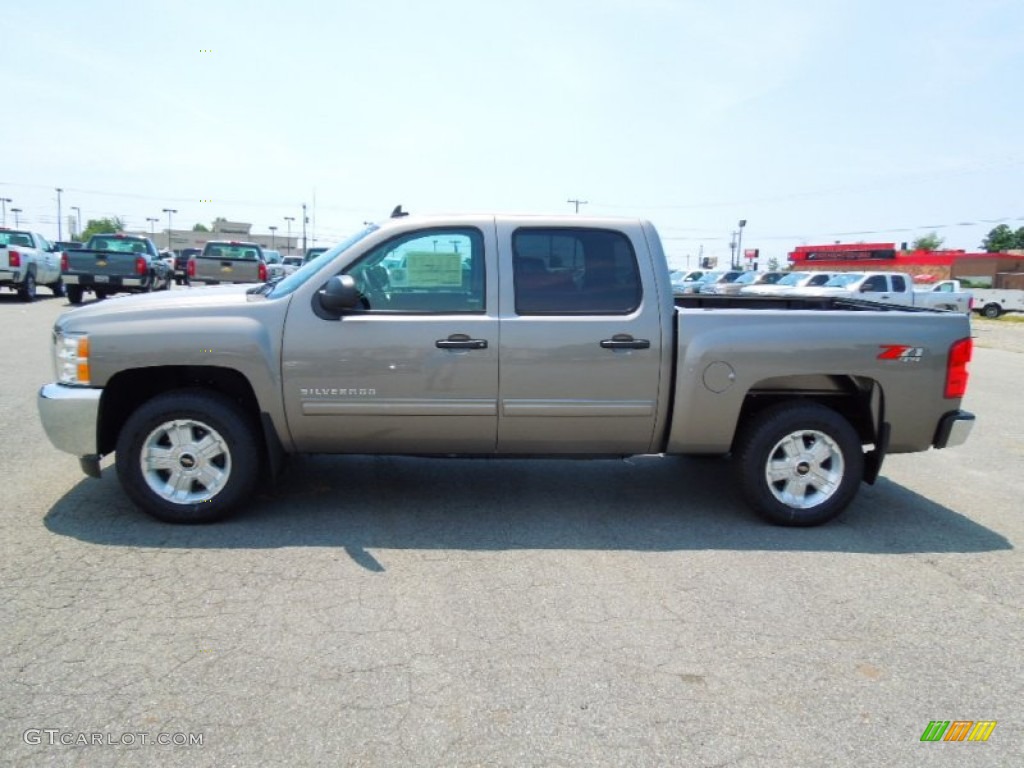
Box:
xmin=268 ymin=225 xmax=379 ymax=299
xmin=806 ymin=273 xmax=834 ymax=286
xmin=734 ymin=272 xmax=758 ymax=285
xmin=824 ymin=273 xmax=864 ymax=287
xmin=698 ymin=271 xmax=723 ymax=283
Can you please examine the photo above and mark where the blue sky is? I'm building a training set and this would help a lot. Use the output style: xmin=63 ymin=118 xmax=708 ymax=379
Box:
xmin=3 ymin=0 xmax=1021 ymax=267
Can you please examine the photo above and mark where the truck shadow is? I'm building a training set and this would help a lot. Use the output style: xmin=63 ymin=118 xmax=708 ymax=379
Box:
xmin=44 ymin=455 xmax=1010 ymax=568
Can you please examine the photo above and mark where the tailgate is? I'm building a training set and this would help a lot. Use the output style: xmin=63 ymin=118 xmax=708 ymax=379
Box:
xmin=194 ymin=255 xmax=261 ymax=282
xmin=67 ymin=250 xmax=140 ymax=278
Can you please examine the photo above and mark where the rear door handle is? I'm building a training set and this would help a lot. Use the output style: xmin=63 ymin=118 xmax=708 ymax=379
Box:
xmin=436 ymin=334 xmax=488 ymax=350
xmin=600 ymin=335 xmax=650 ymax=350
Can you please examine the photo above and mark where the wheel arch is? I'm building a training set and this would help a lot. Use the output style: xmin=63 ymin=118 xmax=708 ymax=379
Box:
xmin=98 ymin=366 xmax=283 ymax=473
xmin=734 ymin=373 xmax=882 ymax=451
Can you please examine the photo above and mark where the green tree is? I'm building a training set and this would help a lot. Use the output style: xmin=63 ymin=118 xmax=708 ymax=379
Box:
xmin=912 ymin=232 xmax=944 ymax=251
xmin=192 ymin=222 xmax=210 ymax=232
xmin=981 ymin=224 xmax=1016 ymax=252
xmin=80 ymin=217 xmax=126 ymax=241
xmin=767 ymin=256 xmax=780 ymax=271
xmin=1015 ymin=227 xmax=1024 ymax=249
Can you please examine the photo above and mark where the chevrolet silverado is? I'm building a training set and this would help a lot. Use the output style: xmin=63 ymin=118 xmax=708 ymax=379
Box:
xmin=38 ymin=214 xmax=975 ymax=526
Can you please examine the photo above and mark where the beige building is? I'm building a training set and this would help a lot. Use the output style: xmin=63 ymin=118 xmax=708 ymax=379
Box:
xmin=134 ymin=218 xmax=299 ymax=255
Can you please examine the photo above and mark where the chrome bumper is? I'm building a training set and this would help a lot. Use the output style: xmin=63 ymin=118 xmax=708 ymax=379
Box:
xmin=37 ymin=383 xmax=102 ymax=460
xmin=934 ymin=410 xmax=975 ymax=449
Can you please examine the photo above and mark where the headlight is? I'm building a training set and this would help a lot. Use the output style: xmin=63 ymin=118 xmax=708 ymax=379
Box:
xmin=54 ymin=332 xmax=91 ymax=385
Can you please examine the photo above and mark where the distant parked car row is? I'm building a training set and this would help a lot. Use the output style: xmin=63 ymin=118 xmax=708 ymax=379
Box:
xmin=670 ymin=268 xmax=972 ymax=313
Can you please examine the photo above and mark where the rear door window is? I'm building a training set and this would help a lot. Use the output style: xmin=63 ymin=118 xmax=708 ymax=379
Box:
xmin=512 ymin=228 xmax=641 ymax=314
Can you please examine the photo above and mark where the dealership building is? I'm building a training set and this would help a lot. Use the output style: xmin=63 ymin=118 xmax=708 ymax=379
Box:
xmin=130 ymin=218 xmax=299 ymax=255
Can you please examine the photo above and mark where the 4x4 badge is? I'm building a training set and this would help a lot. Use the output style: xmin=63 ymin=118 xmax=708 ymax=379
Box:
xmin=878 ymin=345 xmax=924 ymax=362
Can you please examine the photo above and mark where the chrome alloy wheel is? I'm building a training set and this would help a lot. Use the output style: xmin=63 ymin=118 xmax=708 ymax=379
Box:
xmin=763 ymin=429 xmax=845 ymax=510
xmin=139 ymin=419 xmax=232 ymax=504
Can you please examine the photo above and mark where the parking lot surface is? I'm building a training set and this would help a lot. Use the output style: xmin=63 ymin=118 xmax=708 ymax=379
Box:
xmin=2 ymin=291 xmax=1021 ymax=767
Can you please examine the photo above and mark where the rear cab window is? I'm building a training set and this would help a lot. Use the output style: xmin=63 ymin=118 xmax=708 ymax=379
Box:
xmin=202 ymin=242 xmax=263 ymax=261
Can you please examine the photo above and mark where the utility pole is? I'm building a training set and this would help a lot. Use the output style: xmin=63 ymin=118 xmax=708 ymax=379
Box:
xmin=11 ymin=207 xmax=22 ymax=227
xmin=56 ymin=188 xmax=64 ymax=241
xmin=736 ymin=219 xmax=747 ymax=270
xmin=162 ymin=208 xmax=177 ymax=250
xmin=567 ymin=198 xmax=588 ymax=214
xmin=269 ymin=225 xmax=277 ymax=250
xmin=146 ymin=217 xmax=159 ymax=238
xmin=729 ymin=232 xmax=738 ymax=269
xmin=284 ymin=216 xmax=295 ymax=254
xmin=301 ymin=204 xmax=308 ymax=254
xmin=71 ymin=206 xmax=82 ymax=239
xmin=0 ymin=198 xmax=10 ymax=226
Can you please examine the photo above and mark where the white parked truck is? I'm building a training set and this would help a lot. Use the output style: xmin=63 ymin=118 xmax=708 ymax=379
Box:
xmin=0 ymin=228 xmax=66 ymax=300
xmin=795 ymin=272 xmax=972 ymax=313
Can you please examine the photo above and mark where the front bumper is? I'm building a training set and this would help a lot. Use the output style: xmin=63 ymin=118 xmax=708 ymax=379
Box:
xmin=933 ymin=409 xmax=975 ymax=449
xmin=38 ymin=383 xmax=102 ymax=465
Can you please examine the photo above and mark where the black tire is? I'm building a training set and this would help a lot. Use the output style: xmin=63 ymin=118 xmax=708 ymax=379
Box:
xmin=95 ymin=288 xmax=108 ymax=300
xmin=67 ymin=285 xmax=84 ymax=305
xmin=17 ymin=271 xmax=36 ymax=302
xmin=115 ymin=390 xmax=261 ymax=524
xmin=981 ymin=303 xmax=1002 ymax=320
xmin=49 ymin=278 xmax=66 ymax=298
xmin=735 ymin=402 xmax=864 ymax=526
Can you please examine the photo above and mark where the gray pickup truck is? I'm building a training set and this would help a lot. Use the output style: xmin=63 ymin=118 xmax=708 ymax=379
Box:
xmin=37 ymin=214 xmax=975 ymax=527
xmin=189 ymin=240 xmax=267 ymax=285
xmin=63 ymin=234 xmax=171 ymax=304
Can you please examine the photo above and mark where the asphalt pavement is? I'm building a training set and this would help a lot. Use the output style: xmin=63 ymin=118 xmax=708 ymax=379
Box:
xmin=1 ymin=290 xmax=1021 ymax=767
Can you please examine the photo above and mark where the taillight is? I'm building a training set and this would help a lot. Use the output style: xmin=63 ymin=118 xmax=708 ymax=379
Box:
xmin=135 ymin=256 xmax=147 ymax=276
xmin=61 ymin=252 xmax=69 ymax=271
xmin=187 ymin=259 xmax=195 ymax=277
xmin=258 ymin=261 xmax=267 ymax=281
xmin=8 ymin=250 xmax=20 ymax=268
xmin=944 ymin=337 xmax=972 ymax=399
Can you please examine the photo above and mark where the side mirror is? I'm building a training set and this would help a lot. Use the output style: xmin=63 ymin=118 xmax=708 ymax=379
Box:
xmin=319 ymin=275 xmax=361 ymax=312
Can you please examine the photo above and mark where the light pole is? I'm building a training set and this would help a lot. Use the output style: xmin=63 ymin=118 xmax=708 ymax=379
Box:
xmin=56 ymin=188 xmax=64 ymax=241
xmin=567 ymin=198 xmax=588 ymax=213
xmin=11 ymin=208 xmax=22 ymax=227
xmin=736 ymin=219 xmax=747 ymax=270
xmin=71 ymin=206 xmax=82 ymax=238
xmin=1 ymin=198 xmax=11 ymax=226
xmin=162 ymin=208 xmax=177 ymax=251
xmin=269 ymin=225 xmax=277 ymax=250
xmin=146 ymin=217 xmax=159 ymax=238
xmin=301 ymin=204 xmax=308 ymax=254
xmin=283 ymin=216 xmax=295 ymax=254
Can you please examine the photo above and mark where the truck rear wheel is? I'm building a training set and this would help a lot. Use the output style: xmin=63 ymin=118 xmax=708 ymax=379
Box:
xmin=17 ymin=272 xmax=36 ymax=302
xmin=66 ymin=285 xmax=83 ymax=304
xmin=115 ymin=390 xmax=261 ymax=523
xmin=735 ymin=402 xmax=864 ymax=526
xmin=981 ymin=303 xmax=1002 ymax=319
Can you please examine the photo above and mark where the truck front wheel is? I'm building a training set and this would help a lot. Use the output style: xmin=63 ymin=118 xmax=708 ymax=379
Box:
xmin=735 ymin=402 xmax=864 ymax=526
xmin=115 ymin=390 xmax=261 ymax=523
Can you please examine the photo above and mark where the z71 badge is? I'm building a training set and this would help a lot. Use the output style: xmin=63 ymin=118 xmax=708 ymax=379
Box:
xmin=878 ymin=345 xmax=924 ymax=362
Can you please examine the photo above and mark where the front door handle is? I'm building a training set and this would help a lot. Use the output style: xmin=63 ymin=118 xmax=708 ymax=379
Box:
xmin=600 ymin=334 xmax=650 ymax=350
xmin=436 ymin=334 xmax=488 ymax=350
